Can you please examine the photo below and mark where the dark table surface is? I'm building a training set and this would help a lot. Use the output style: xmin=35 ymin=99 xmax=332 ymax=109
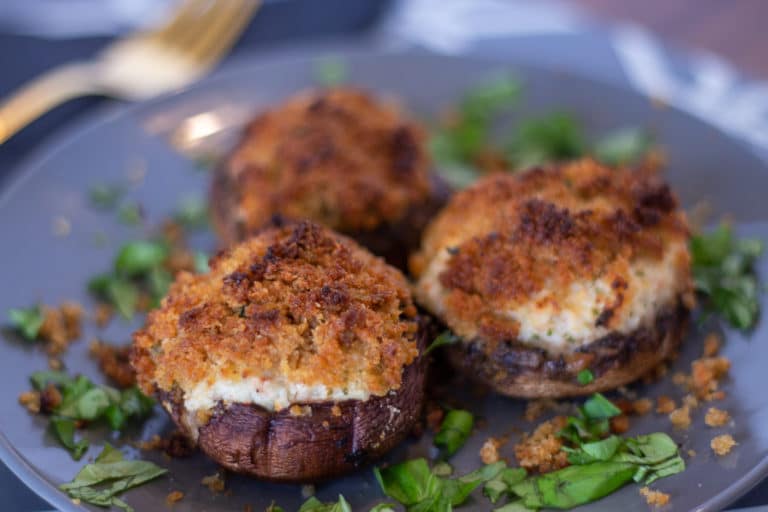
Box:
xmin=1 ymin=1 xmax=767 ymax=509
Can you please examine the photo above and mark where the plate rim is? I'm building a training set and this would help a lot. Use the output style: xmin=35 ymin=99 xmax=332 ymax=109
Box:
xmin=1 ymin=46 xmax=767 ymax=512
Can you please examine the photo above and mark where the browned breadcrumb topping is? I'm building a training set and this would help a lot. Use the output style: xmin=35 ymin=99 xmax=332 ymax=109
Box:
xmin=703 ymin=333 xmax=721 ymax=357
xmin=656 ymin=396 xmax=676 ymax=414
xmin=131 ymin=222 xmax=419 ymax=399
xmin=411 ymin=159 xmax=692 ymax=347
xmin=633 ymin=398 xmax=653 ymax=416
xmin=93 ymin=303 xmax=113 ymax=328
xmin=221 ymin=87 xmax=434 ymax=234
xmin=711 ymin=434 xmax=737 ymax=456
xmin=89 ymin=340 xmax=136 ymax=388
xmin=201 ymin=472 xmax=226 ymax=493
xmin=18 ymin=391 xmax=41 ymax=414
xmin=40 ymin=383 xmax=63 ymax=413
xmin=480 ymin=437 xmax=502 ymax=464
xmin=514 ymin=416 xmax=569 ymax=473
xmin=610 ymin=415 xmax=630 ymax=434
xmin=705 ymin=407 xmax=730 ymax=427
xmin=640 ymin=486 xmax=670 ymax=507
xmin=165 ymin=491 xmax=184 ymax=505
xmin=137 ymin=431 xmax=195 ymax=458
xmin=38 ymin=301 xmax=83 ymax=355
xmin=669 ymin=406 xmax=691 ymax=429
xmin=687 ymin=449 xmax=697 ymax=457
xmin=48 ymin=358 xmax=63 ymax=370
xmin=691 ymin=356 xmax=730 ymax=400
xmin=682 ymin=394 xmax=699 ymax=409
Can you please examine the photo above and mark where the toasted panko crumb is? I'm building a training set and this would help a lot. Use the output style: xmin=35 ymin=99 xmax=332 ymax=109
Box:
xmin=703 ymin=333 xmax=721 ymax=357
xmin=610 ymin=415 xmax=630 ymax=434
xmin=691 ymin=357 xmax=730 ymax=400
xmin=201 ymin=472 xmax=226 ymax=493
xmin=89 ymin=339 xmax=136 ymax=388
xmin=18 ymin=390 xmax=41 ymax=414
xmin=640 ymin=486 xmax=670 ymax=507
xmin=682 ymin=394 xmax=699 ymax=409
xmin=633 ymin=398 xmax=653 ymax=416
xmin=93 ymin=303 xmax=113 ymax=328
xmin=687 ymin=449 xmax=697 ymax=458
xmin=480 ymin=437 xmax=502 ymax=464
xmin=514 ymin=416 xmax=569 ymax=473
xmin=165 ymin=491 xmax=184 ymax=505
xmin=48 ymin=358 xmax=63 ymax=370
xmin=656 ymin=396 xmax=676 ymax=414
xmin=705 ymin=407 xmax=730 ymax=427
xmin=711 ymin=434 xmax=737 ymax=456
xmin=669 ymin=406 xmax=691 ymax=429
xmin=38 ymin=301 xmax=83 ymax=355
xmin=137 ymin=431 xmax=195 ymax=458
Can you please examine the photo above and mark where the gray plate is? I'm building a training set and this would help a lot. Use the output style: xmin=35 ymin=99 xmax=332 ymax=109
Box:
xmin=1 ymin=49 xmax=767 ymax=512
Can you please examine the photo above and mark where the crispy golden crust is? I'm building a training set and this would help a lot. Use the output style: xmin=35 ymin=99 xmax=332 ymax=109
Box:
xmin=411 ymin=159 xmax=692 ymax=346
xmin=210 ymin=87 xmax=444 ymax=260
xmin=131 ymin=221 xmax=419 ymax=399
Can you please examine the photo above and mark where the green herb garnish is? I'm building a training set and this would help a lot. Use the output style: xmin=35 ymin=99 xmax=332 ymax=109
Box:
xmin=434 ymin=409 xmax=474 ymax=457
xmin=60 ymin=443 xmax=167 ymax=512
xmin=89 ymin=275 xmax=139 ymax=319
xmin=507 ymin=112 xmax=586 ymax=168
xmin=114 ymin=241 xmax=169 ymax=277
xmin=424 ymin=330 xmax=459 ymax=356
xmin=593 ymin=127 xmax=652 ymax=166
xmin=576 ymin=369 xmax=594 ymax=385
xmin=299 ymin=495 xmax=352 ymax=512
xmin=314 ymin=56 xmax=347 ymax=87
xmin=194 ymin=251 xmax=210 ymax=274
xmin=8 ymin=305 xmax=44 ymax=340
xmin=26 ymin=370 xmax=154 ymax=458
xmin=691 ymin=223 xmax=763 ymax=330
xmin=117 ymin=203 xmax=143 ymax=226
xmin=174 ymin=197 xmax=209 ymax=230
xmin=88 ymin=184 xmax=124 ymax=210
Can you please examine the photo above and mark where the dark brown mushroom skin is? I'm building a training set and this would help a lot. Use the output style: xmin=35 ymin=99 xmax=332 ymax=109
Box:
xmin=210 ymin=166 xmax=451 ymax=272
xmin=446 ymin=296 xmax=690 ymax=398
xmin=157 ymin=322 xmax=428 ymax=483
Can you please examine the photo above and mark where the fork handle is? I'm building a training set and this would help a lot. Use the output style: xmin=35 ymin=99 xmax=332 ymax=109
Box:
xmin=0 ymin=62 xmax=102 ymax=144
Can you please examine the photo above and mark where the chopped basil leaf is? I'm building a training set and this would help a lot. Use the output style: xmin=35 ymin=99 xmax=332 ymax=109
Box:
xmin=582 ymin=393 xmax=621 ymax=421
xmin=114 ymin=241 xmax=169 ymax=277
xmin=148 ymin=266 xmax=172 ymax=305
xmin=174 ymin=197 xmax=209 ymax=230
xmin=117 ymin=203 xmax=143 ymax=226
xmin=493 ymin=501 xmax=535 ymax=512
xmin=50 ymin=417 xmax=89 ymax=460
xmin=194 ymin=251 xmax=210 ymax=274
xmin=432 ymin=461 xmax=453 ymax=477
xmin=60 ymin=443 xmax=167 ymax=512
xmin=88 ymin=184 xmax=124 ymax=210
xmin=484 ymin=468 xmax=527 ymax=504
xmin=8 ymin=305 xmax=44 ymax=340
xmin=75 ymin=387 xmax=112 ymax=420
xmin=691 ymin=223 xmax=763 ymax=329
xmin=434 ymin=409 xmax=474 ymax=457
xmin=593 ymin=127 xmax=652 ymax=166
xmin=298 ymin=495 xmax=352 ymax=512
xmin=368 ymin=504 xmax=397 ymax=512
xmin=508 ymin=112 xmax=586 ymax=168
xmin=576 ymin=369 xmax=594 ymax=385
xmin=89 ymin=275 xmax=139 ymax=319
xmin=314 ymin=57 xmax=347 ymax=87
xmin=30 ymin=370 xmax=73 ymax=391
xmin=424 ymin=330 xmax=459 ymax=356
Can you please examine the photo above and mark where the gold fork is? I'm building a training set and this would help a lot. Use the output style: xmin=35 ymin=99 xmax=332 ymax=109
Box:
xmin=0 ymin=0 xmax=260 ymax=144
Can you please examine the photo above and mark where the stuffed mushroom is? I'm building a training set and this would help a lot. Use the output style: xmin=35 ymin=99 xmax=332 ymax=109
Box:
xmin=210 ymin=87 xmax=448 ymax=270
xmin=410 ymin=159 xmax=694 ymax=398
xmin=131 ymin=221 xmax=427 ymax=481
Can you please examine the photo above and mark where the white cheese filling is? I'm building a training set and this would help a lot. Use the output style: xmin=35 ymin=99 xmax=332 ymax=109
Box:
xmin=184 ymin=377 xmax=371 ymax=415
xmin=416 ymin=240 xmax=687 ymax=353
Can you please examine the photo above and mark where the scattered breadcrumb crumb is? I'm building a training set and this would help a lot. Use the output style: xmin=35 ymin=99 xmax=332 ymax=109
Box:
xmin=201 ymin=472 xmax=226 ymax=493
xmin=703 ymin=333 xmax=721 ymax=357
xmin=93 ymin=303 xmax=113 ymax=328
xmin=711 ymin=434 xmax=737 ymax=456
xmin=52 ymin=216 xmax=71 ymax=237
xmin=640 ymin=486 xmax=670 ymax=507
xmin=330 ymin=405 xmax=342 ymax=417
xmin=705 ymin=408 xmax=731 ymax=428
xmin=165 ymin=491 xmax=184 ymax=505
xmin=514 ymin=416 xmax=569 ymax=473
xmin=480 ymin=437 xmax=502 ymax=464
xmin=633 ymin=398 xmax=653 ymax=416
xmin=682 ymin=394 xmax=699 ymax=409
xmin=48 ymin=358 xmax=63 ymax=370
xmin=656 ymin=396 xmax=676 ymax=414
xmin=18 ymin=391 xmax=41 ymax=414
xmin=687 ymin=449 xmax=697 ymax=458
xmin=38 ymin=301 xmax=83 ymax=355
xmin=40 ymin=383 xmax=63 ymax=413
xmin=89 ymin=339 xmax=135 ymax=388
xmin=138 ymin=430 xmax=195 ymax=458
xmin=71 ymin=498 xmax=81 ymax=506
xmin=610 ymin=415 xmax=630 ymax=434
xmin=691 ymin=357 xmax=730 ymax=400
xmin=669 ymin=406 xmax=691 ymax=429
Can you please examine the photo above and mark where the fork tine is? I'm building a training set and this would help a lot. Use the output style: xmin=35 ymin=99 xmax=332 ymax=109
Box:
xmin=186 ymin=1 xmax=260 ymax=65
xmin=149 ymin=0 xmax=212 ymax=45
